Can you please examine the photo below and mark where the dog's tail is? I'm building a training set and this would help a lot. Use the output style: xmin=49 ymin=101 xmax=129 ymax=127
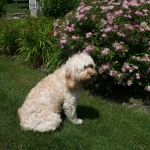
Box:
xmin=18 ymin=108 xmax=20 ymax=119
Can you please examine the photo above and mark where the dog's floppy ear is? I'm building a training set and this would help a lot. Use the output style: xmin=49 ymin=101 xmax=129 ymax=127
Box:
xmin=65 ymin=67 xmax=76 ymax=91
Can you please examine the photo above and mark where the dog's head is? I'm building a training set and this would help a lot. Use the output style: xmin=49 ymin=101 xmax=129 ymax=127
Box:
xmin=65 ymin=53 xmax=98 ymax=91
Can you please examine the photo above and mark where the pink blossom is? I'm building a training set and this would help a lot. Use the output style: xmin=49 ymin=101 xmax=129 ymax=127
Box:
xmin=80 ymin=8 xmax=86 ymax=13
xmin=127 ymin=80 xmax=133 ymax=86
xmin=113 ymin=42 xmax=123 ymax=51
xmin=132 ymin=66 xmax=139 ymax=70
xmin=109 ymin=70 xmax=117 ymax=76
xmin=104 ymin=27 xmax=112 ymax=33
xmin=66 ymin=12 xmax=73 ymax=17
xmin=108 ymin=5 xmax=114 ymax=10
xmin=114 ymin=24 xmax=119 ymax=30
xmin=124 ymin=14 xmax=132 ymax=18
xmin=53 ymin=22 xmax=58 ymax=28
xmin=102 ymin=34 xmax=107 ymax=38
xmin=60 ymin=39 xmax=67 ymax=44
xmin=121 ymin=68 xmax=126 ymax=72
xmin=54 ymin=31 xmax=57 ymax=36
xmin=142 ymin=9 xmax=149 ymax=13
xmin=140 ymin=22 xmax=150 ymax=31
xmin=100 ymin=19 xmax=107 ymax=27
xmin=75 ymin=14 xmax=85 ymax=21
xmin=129 ymin=68 xmax=134 ymax=73
xmin=64 ymin=26 xmax=70 ymax=31
xmin=84 ymin=6 xmax=92 ymax=11
xmin=117 ymin=74 xmax=122 ymax=78
xmin=107 ymin=12 xmax=115 ymax=24
xmin=136 ymin=73 xmax=140 ymax=79
xmin=136 ymin=57 xmax=141 ymax=61
xmin=135 ymin=11 xmax=143 ymax=16
xmin=71 ymin=35 xmax=80 ymax=40
xmin=117 ymin=31 xmax=126 ymax=37
xmin=86 ymin=32 xmax=93 ymax=38
xmin=122 ymin=1 xmax=129 ymax=9
xmin=68 ymin=27 xmax=74 ymax=32
xmin=99 ymin=67 xmax=103 ymax=74
xmin=102 ymin=63 xmax=110 ymax=70
xmin=95 ymin=84 xmax=99 ymax=88
xmin=124 ymin=24 xmax=134 ymax=30
xmin=139 ymin=82 xmax=142 ymax=86
xmin=122 ymin=62 xmax=131 ymax=72
xmin=83 ymin=46 xmax=95 ymax=53
xmin=129 ymin=0 xmax=139 ymax=7
xmin=65 ymin=20 xmax=70 ymax=26
xmin=114 ymin=10 xmax=123 ymax=16
xmin=101 ymin=48 xmax=110 ymax=56
xmin=145 ymin=86 xmax=150 ymax=91
xmin=140 ymin=0 xmax=145 ymax=4
xmin=124 ymin=63 xmax=130 ymax=69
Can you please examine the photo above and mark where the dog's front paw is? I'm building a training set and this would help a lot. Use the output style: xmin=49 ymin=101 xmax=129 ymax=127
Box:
xmin=75 ymin=118 xmax=83 ymax=124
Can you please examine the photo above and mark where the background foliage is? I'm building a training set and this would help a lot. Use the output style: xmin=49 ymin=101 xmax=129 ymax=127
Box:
xmin=0 ymin=17 xmax=66 ymax=72
xmin=38 ymin=0 xmax=80 ymax=18
xmin=0 ymin=0 xmax=7 ymax=17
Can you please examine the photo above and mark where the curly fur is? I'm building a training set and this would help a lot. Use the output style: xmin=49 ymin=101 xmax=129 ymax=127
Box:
xmin=18 ymin=53 xmax=97 ymax=132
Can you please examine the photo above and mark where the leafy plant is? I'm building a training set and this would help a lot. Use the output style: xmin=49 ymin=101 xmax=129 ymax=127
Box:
xmin=18 ymin=17 xmax=66 ymax=70
xmin=0 ymin=19 xmax=21 ymax=55
xmin=38 ymin=0 xmax=80 ymax=18
xmin=0 ymin=17 xmax=66 ymax=71
xmin=54 ymin=0 xmax=150 ymax=92
xmin=0 ymin=0 xmax=7 ymax=17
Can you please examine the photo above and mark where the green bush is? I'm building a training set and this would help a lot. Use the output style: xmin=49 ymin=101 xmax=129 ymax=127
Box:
xmin=18 ymin=17 xmax=66 ymax=71
xmin=38 ymin=0 xmax=80 ymax=18
xmin=0 ymin=19 xmax=21 ymax=55
xmin=0 ymin=0 xmax=7 ymax=17
xmin=0 ymin=17 xmax=66 ymax=72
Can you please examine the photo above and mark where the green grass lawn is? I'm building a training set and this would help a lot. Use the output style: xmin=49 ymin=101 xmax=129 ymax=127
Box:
xmin=6 ymin=2 xmax=29 ymax=14
xmin=0 ymin=55 xmax=150 ymax=150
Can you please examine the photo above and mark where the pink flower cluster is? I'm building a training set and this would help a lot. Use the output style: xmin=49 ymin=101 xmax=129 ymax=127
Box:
xmin=83 ymin=45 xmax=95 ymax=54
xmin=113 ymin=41 xmax=123 ymax=51
xmin=76 ymin=3 xmax=92 ymax=21
xmin=101 ymin=48 xmax=110 ymax=56
xmin=121 ymin=62 xmax=139 ymax=73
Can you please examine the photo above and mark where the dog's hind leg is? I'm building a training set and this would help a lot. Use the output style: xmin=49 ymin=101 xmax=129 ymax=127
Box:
xmin=33 ymin=113 xmax=62 ymax=132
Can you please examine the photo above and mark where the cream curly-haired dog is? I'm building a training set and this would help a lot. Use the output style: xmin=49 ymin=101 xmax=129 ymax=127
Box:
xmin=18 ymin=53 xmax=97 ymax=132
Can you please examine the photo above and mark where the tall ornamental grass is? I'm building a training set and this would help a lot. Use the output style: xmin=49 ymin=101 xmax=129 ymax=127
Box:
xmin=53 ymin=0 xmax=150 ymax=92
xmin=0 ymin=0 xmax=6 ymax=17
xmin=18 ymin=17 xmax=65 ymax=71
xmin=0 ymin=17 xmax=66 ymax=72
xmin=0 ymin=19 xmax=20 ymax=55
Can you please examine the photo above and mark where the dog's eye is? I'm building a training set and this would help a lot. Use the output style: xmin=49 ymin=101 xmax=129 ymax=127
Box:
xmin=84 ymin=64 xmax=94 ymax=69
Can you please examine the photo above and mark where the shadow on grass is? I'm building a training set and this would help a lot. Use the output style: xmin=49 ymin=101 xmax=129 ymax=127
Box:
xmin=61 ymin=106 xmax=99 ymax=121
xmin=77 ymin=106 xmax=100 ymax=119
xmin=89 ymin=85 xmax=150 ymax=105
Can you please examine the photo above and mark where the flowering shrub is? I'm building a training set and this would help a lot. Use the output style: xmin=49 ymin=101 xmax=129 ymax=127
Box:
xmin=53 ymin=0 xmax=150 ymax=92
